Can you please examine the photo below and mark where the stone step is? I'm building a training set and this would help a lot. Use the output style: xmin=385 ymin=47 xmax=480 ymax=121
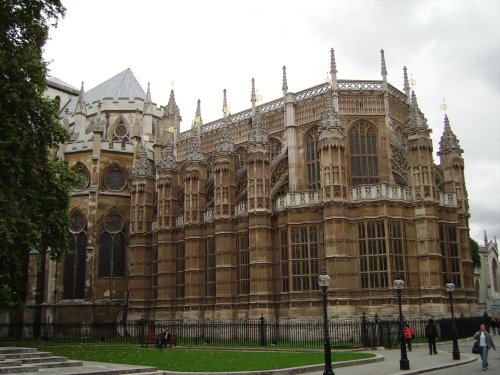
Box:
xmin=34 ymin=360 xmax=83 ymax=369
xmin=20 ymin=356 xmax=67 ymax=364
xmin=0 ymin=348 xmax=37 ymax=355
xmin=4 ymin=352 xmax=53 ymax=360
xmin=0 ymin=360 xmax=22 ymax=367
xmin=36 ymin=366 xmax=160 ymax=375
xmin=0 ymin=364 xmax=39 ymax=374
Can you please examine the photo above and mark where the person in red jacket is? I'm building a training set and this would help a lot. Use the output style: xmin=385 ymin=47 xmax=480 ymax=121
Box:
xmin=403 ymin=323 xmax=415 ymax=351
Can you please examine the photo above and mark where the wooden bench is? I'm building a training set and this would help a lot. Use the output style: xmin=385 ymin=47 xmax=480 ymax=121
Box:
xmin=141 ymin=332 xmax=177 ymax=348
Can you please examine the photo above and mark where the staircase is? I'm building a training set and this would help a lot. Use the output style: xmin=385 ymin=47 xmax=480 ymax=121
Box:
xmin=0 ymin=347 xmax=165 ymax=374
xmin=0 ymin=347 xmax=82 ymax=373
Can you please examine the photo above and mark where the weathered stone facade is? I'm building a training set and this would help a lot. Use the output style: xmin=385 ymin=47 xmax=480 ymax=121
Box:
xmin=25 ymin=50 xmax=474 ymax=325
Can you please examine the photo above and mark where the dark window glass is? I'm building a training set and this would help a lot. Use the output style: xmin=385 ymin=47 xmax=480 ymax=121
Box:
xmin=349 ymin=121 xmax=379 ymax=185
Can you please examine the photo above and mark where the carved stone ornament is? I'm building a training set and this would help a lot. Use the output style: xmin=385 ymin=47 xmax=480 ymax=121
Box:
xmin=438 ymin=114 xmax=462 ymax=155
xmin=185 ymin=134 xmax=206 ymax=163
xmin=157 ymin=138 xmax=178 ymax=171
xmin=132 ymin=147 xmax=154 ymax=178
xmin=215 ymin=117 xmax=234 ymax=154
xmin=405 ymin=91 xmax=429 ymax=132
xmin=249 ymin=113 xmax=269 ymax=147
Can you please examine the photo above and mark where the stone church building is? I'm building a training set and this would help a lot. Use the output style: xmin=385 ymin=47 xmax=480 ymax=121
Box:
xmin=25 ymin=50 xmax=474 ymax=325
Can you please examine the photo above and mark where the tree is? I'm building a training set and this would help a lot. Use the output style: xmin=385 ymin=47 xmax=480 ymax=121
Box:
xmin=471 ymin=238 xmax=481 ymax=269
xmin=0 ymin=0 xmax=76 ymax=307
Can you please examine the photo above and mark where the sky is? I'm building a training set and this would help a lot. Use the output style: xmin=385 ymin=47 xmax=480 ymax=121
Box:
xmin=43 ymin=0 xmax=500 ymax=243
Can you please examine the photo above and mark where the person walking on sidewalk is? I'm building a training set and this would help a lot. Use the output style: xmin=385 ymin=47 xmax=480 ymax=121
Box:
xmin=425 ymin=319 xmax=438 ymax=355
xmin=473 ymin=323 xmax=496 ymax=371
xmin=403 ymin=323 xmax=415 ymax=351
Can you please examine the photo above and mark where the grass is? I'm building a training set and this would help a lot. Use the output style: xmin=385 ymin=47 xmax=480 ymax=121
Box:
xmin=1 ymin=342 xmax=374 ymax=372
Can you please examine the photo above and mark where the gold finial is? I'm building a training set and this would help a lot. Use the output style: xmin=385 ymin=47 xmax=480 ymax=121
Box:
xmin=167 ymin=126 xmax=174 ymax=133
xmin=143 ymin=135 xmax=149 ymax=142
xmin=440 ymin=98 xmax=448 ymax=113
xmin=255 ymin=91 xmax=263 ymax=102
xmin=325 ymin=71 xmax=332 ymax=85
xmin=410 ymin=73 xmax=416 ymax=89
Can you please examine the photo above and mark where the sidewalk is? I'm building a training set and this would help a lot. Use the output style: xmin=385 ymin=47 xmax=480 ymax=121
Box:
xmin=304 ymin=342 xmax=477 ymax=375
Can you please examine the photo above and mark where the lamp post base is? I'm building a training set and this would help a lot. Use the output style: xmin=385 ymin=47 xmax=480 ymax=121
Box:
xmin=452 ymin=351 xmax=460 ymax=360
xmin=400 ymin=358 xmax=410 ymax=370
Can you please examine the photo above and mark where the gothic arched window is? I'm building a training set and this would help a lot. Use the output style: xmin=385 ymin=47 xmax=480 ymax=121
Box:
xmin=306 ymin=128 xmax=320 ymax=190
xmin=98 ymin=213 xmax=126 ymax=277
xmin=63 ymin=212 xmax=87 ymax=299
xmin=349 ymin=121 xmax=379 ymax=186
xmin=103 ymin=164 xmax=127 ymax=191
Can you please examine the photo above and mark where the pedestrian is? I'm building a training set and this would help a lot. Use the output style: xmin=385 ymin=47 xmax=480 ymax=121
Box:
xmin=403 ymin=323 xmax=415 ymax=351
xmin=490 ymin=316 xmax=497 ymax=335
xmin=473 ymin=323 xmax=496 ymax=371
xmin=425 ymin=318 xmax=438 ymax=355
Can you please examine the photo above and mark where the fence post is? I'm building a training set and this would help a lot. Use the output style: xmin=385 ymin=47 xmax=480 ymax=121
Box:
xmin=361 ymin=312 xmax=369 ymax=347
xmin=259 ymin=315 xmax=266 ymax=346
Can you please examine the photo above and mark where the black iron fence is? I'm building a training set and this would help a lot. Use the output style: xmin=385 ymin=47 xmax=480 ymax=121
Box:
xmin=0 ymin=315 xmax=485 ymax=349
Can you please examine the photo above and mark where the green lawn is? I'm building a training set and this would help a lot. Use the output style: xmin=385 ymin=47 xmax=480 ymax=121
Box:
xmin=3 ymin=343 xmax=374 ymax=372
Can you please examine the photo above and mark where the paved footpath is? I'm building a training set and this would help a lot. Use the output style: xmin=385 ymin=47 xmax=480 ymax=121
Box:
xmin=305 ymin=340 xmax=484 ymax=375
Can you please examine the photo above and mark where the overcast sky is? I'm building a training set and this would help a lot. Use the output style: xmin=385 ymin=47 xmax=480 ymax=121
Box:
xmin=43 ymin=0 xmax=500 ymax=244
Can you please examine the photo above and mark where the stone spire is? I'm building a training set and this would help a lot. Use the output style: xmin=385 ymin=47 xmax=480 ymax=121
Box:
xmin=216 ymin=90 xmax=234 ymax=154
xmin=93 ymin=102 xmax=106 ymax=131
xmin=330 ymin=48 xmax=338 ymax=83
xmin=406 ymin=90 xmax=429 ymax=132
xmin=380 ymin=49 xmax=387 ymax=78
xmin=249 ymin=78 xmax=268 ymax=147
xmin=216 ymin=117 xmax=234 ymax=154
xmin=131 ymin=109 xmax=143 ymax=139
xmin=143 ymin=82 xmax=153 ymax=115
xmin=251 ymin=77 xmax=256 ymax=118
xmin=318 ymin=91 xmax=344 ymax=144
xmin=330 ymin=48 xmax=339 ymax=112
xmin=403 ymin=66 xmax=410 ymax=104
xmin=166 ymin=89 xmax=179 ymax=117
xmin=282 ymin=66 xmax=288 ymax=97
xmin=438 ymin=114 xmax=462 ymax=155
xmin=222 ymin=88 xmax=228 ymax=117
xmin=156 ymin=137 xmax=178 ymax=171
xmin=250 ymin=113 xmax=268 ymax=147
xmin=193 ymin=99 xmax=202 ymax=130
xmin=74 ymin=81 xmax=87 ymax=116
xmin=185 ymin=100 xmax=205 ymax=162
xmin=132 ymin=144 xmax=154 ymax=177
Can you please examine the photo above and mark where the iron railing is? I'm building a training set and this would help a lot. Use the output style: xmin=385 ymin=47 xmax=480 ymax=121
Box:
xmin=0 ymin=315 xmax=485 ymax=349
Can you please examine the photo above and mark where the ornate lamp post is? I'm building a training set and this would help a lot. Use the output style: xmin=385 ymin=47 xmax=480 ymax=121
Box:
xmin=445 ymin=278 xmax=460 ymax=360
xmin=318 ymin=267 xmax=334 ymax=375
xmin=394 ymin=272 xmax=410 ymax=370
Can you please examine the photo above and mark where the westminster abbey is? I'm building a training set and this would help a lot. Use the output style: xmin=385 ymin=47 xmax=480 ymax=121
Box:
xmin=25 ymin=50 xmax=474 ymax=324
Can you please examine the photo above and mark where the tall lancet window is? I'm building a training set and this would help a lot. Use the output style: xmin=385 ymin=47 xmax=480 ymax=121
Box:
xmin=98 ymin=213 xmax=126 ymax=278
xmin=63 ymin=212 xmax=87 ymax=299
xmin=349 ymin=121 xmax=379 ymax=185
xmin=306 ymin=128 xmax=320 ymax=189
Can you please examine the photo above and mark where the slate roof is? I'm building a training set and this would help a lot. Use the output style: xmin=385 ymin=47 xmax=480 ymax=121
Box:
xmin=65 ymin=68 xmax=146 ymax=114
xmin=47 ymin=76 xmax=79 ymax=93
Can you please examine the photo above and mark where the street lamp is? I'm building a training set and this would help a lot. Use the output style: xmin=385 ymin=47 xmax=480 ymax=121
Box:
xmin=318 ymin=267 xmax=334 ymax=375
xmin=393 ymin=272 xmax=410 ymax=370
xmin=445 ymin=277 xmax=460 ymax=360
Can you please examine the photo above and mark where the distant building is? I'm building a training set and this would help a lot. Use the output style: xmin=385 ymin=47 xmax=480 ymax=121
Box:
xmin=25 ymin=50 xmax=474 ymax=324
xmin=475 ymin=232 xmax=500 ymax=313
